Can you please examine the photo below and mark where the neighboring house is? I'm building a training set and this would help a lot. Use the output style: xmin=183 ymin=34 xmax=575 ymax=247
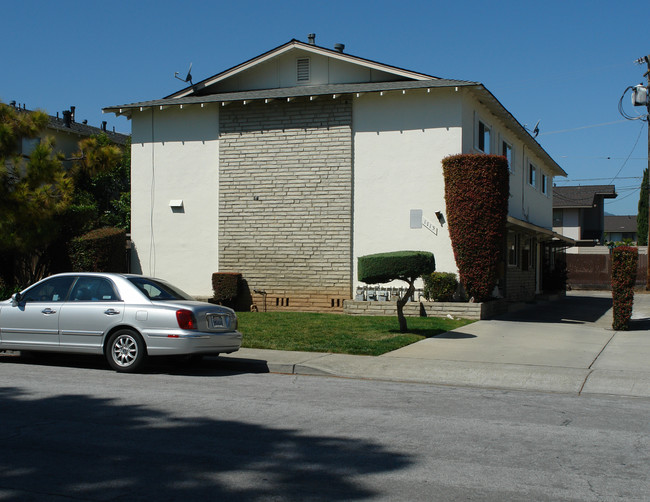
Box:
xmin=604 ymin=215 xmax=638 ymax=243
xmin=11 ymin=101 xmax=128 ymax=162
xmin=552 ymin=185 xmax=617 ymax=250
xmin=104 ymin=36 xmax=570 ymax=310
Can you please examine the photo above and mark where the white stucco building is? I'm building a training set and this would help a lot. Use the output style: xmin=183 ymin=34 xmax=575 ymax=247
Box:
xmin=105 ymin=36 xmax=570 ymax=310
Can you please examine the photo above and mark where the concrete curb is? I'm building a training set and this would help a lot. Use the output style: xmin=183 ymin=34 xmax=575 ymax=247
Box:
xmin=218 ymin=347 xmax=650 ymax=397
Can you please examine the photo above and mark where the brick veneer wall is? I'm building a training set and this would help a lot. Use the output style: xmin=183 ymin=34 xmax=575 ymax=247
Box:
xmin=505 ymin=267 xmax=536 ymax=301
xmin=218 ymin=98 xmax=353 ymax=312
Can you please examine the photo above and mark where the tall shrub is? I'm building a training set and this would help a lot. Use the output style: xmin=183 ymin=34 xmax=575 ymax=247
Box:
xmin=611 ymin=246 xmax=638 ymax=330
xmin=358 ymin=251 xmax=435 ymax=332
xmin=443 ymin=154 xmax=509 ymax=302
xmin=68 ymin=227 xmax=127 ymax=272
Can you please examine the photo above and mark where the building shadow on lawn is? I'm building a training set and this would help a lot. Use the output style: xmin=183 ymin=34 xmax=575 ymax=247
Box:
xmin=492 ymin=294 xmax=613 ymax=324
xmin=0 ymin=386 xmax=413 ymax=501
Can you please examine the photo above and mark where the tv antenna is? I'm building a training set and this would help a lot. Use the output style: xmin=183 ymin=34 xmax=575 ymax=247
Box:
xmin=175 ymin=62 xmax=193 ymax=85
xmin=525 ymin=120 xmax=540 ymax=138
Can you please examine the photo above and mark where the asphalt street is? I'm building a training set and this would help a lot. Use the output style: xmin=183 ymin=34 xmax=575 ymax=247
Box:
xmin=0 ymin=360 xmax=649 ymax=501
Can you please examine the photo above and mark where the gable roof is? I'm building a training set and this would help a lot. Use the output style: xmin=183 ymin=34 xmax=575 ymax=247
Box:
xmin=553 ymin=185 xmax=617 ymax=208
xmin=166 ymin=39 xmax=437 ymax=99
xmin=604 ymin=215 xmax=637 ymax=233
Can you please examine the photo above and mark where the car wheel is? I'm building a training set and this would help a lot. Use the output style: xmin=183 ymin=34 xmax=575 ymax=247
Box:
xmin=106 ymin=329 xmax=146 ymax=372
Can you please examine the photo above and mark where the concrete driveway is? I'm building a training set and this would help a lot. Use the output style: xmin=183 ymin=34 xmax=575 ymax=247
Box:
xmin=221 ymin=291 xmax=650 ymax=397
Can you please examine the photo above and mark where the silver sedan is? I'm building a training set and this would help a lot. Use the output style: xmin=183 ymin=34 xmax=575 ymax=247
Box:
xmin=0 ymin=273 xmax=242 ymax=372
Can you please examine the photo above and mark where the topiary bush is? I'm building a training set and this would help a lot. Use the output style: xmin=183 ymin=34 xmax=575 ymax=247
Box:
xmin=443 ymin=154 xmax=509 ymax=302
xmin=68 ymin=227 xmax=127 ymax=272
xmin=423 ymin=272 xmax=458 ymax=302
xmin=212 ymin=272 xmax=242 ymax=306
xmin=611 ymin=246 xmax=638 ymax=330
xmin=358 ymin=251 xmax=435 ymax=332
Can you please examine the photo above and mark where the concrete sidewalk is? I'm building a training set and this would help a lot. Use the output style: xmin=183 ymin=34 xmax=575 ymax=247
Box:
xmin=219 ymin=291 xmax=650 ymax=398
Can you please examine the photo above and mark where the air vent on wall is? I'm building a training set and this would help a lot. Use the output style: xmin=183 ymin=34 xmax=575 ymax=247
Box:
xmin=297 ymin=58 xmax=310 ymax=82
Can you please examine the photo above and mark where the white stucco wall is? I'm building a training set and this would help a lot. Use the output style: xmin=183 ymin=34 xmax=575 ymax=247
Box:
xmin=460 ymin=93 xmax=554 ymax=229
xmin=352 ymin=89 xmax=463 ymax=289
xmin=130 ymin=104 xmax=219 ymax=296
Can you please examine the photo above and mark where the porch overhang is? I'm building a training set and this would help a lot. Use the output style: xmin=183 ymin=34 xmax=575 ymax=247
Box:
xmin=506 ymin=216 xmax=575 ymax=247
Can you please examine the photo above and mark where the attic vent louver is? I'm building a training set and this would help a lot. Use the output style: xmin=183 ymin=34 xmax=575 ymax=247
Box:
xmin=297 ymin=58 xmax=310 ymax=82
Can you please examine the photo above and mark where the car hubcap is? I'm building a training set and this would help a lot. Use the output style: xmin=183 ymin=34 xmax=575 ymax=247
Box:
xmin=112 ymin=335 xmax=137 ymax=367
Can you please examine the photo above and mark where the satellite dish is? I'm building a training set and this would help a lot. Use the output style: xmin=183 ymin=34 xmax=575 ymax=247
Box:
xmin=174 ymin=62 xmax=193 ymax=85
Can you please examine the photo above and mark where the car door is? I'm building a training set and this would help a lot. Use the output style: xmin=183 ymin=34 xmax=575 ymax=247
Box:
xmin=0 ymin=276 xmax=75 ymax=349
xmin=59 ymin=276 xmax=124 ymax=350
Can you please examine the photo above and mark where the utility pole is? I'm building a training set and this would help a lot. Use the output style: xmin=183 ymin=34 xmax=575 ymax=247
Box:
xmin=633 ymin=55 xmax=650 ymax=289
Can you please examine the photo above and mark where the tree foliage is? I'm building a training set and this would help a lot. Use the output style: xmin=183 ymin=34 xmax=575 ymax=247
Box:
xmin=358 ymin=251 xmax=435 ymax=332
xmin=637 ymin=168 xmax=648 ymax=246
xmin=0 ymin=101 xmax=130 ymax=287
xmin=0 ymin=103 xmax=74 ymax=285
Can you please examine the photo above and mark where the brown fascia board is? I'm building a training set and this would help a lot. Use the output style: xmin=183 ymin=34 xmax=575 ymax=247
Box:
xmin=165 ymin=38 xmax=438 ymax=99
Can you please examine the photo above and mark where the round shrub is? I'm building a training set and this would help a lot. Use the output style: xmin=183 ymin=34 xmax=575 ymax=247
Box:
xmin=423 ymin=272 xmax=458 ymax=302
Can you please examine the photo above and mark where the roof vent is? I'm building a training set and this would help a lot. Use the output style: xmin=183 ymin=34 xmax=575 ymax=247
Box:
xmin=334 ymin=43 xmax=345 ymax=53
xmin=62 ymin=110 xmax=72 ymax=128
xmin=297 ymin=58 xmax=310 ymax=82
xmin=308 ymin=33 xmax=316 ymax=45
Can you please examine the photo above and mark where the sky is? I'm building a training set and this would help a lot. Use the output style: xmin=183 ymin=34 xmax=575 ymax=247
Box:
xmin=3 ymin=0 xmax=648 ymax=215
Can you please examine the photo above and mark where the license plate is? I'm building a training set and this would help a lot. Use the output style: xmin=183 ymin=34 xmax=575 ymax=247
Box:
xmin=208 ymin=314 xmax=225 ymax=328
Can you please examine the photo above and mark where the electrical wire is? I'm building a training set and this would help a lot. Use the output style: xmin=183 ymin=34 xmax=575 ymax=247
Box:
xmin=618 ymin=86 xmax=648 ymax=122
xmin=605 ymin=120 xmax=646 ymax=185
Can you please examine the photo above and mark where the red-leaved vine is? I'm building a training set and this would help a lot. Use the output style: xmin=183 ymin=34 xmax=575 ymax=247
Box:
xmin=611 ymin=246 xmax=638 ymax=330
xmin=442 ymin=154 xmax=509 ymax=302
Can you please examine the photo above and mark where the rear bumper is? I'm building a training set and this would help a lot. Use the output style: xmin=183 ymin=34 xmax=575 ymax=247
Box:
xmin=144 ymin=330 xmax=243 ymax=355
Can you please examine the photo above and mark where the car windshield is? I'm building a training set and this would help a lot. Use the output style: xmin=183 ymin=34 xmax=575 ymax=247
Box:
xmin=128 ymin=277 xmax=195 ymax=301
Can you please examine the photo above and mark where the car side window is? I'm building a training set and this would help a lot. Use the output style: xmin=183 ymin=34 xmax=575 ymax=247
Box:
xmin=70 ymin=277 xmax=120 ymax=302
xmin=22 ymin=277 xmax=75 ymax=303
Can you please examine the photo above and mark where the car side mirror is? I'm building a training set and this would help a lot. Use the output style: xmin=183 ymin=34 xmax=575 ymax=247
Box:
xmin=11 ymin=292 xmax=23 ymax=305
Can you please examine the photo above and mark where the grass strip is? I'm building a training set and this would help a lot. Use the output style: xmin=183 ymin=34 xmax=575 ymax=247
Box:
xmin=237 ymin=312 xmax=474 ymax=356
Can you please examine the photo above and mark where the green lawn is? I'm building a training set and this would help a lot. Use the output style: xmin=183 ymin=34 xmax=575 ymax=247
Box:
xmin=237 ymin=312 xmax=475 ymax=356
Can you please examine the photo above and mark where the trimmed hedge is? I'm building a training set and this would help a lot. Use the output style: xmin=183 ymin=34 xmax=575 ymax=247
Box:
xmin=423 ymin=272 xmax=458 ymax=302
xmin=212 ymin=272 xmax=241 ymax=303
xmin=443 ymin=154 xmax=509 ymax=302
xmin=358 ymin=251 xmax=435 ymax=284
xmin=611 ymin=246 xmax=638 ymax=331
xmin=68 ymin=227 xmax=126 ymax=272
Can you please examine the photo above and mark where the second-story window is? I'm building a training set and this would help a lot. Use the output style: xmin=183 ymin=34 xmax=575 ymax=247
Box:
xmin=528 ymin=163 xmax=537 ymax=188
xmin=541 ymin=173 xmax=548 ymax=195
xmin=477 ymin=120 xmax=491 ymax=153
xmin=502 ymin=140 xmax=513 ymax=172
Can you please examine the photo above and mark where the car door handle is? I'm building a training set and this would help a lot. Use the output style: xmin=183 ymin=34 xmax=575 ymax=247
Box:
xmin=42 ymin=308 xmax=57 ymax=315
xmin=104 ymin=309 xmax=121 ymax=315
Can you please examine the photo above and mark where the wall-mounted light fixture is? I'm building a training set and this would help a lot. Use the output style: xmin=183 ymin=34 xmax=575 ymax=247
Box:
xmin=435 ymin=211 xmax=445 ymax=226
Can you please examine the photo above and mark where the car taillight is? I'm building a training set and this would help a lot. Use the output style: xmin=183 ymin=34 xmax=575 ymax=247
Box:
xmin=176 ymin=309 xmax=197 ymax=330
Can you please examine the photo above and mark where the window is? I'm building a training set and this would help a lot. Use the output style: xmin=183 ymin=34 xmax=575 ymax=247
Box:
xmin=502 ymin=140 xmax=513 ymax=172
xmin=128 ymin=277 xmax=194 ymax=301
xmin=70 ymin=277 xmax=120 ymax=302
xmin=22 ymin=276 xmax=75 ymax=302
xmin=21 ymin=137 xmax=39 ymax=156
xmin=507 ymin=232 xmax=520 ymax=267
xmin=541 ymin=173 xmax=548 ymax=195
xmin=296 ymin=58 xmax=310 ymax=82
xmin=553 ymin=209 xmax=563 ymax=227
xmin=477 ymin=120 xmax=491 ymax=153
xmin=528 ymin=163 xmax=537 ymax=187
